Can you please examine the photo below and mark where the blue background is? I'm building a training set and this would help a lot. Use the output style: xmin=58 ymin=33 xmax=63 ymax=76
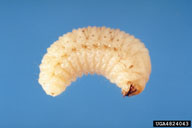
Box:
xmin=0 ymin=0 xmax=192 ymax=127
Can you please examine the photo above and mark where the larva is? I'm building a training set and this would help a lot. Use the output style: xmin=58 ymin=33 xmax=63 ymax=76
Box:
xmin=39 ymin=26 xmax=151 ymax=97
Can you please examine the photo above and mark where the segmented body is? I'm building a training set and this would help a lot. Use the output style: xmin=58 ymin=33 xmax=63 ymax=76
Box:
xmin=39 ymin=26 xmax=151 ymax=97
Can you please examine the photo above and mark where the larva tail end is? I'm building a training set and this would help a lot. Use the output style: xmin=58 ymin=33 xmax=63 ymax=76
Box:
xmin=40 ymin=83 xmax=67 ymax=97
xmin=45 ymin=89 xmax=65 ymax=97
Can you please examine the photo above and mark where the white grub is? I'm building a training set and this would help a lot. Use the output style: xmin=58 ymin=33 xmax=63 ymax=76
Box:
xmin=39 ymin=26 xmax=151 ymax=97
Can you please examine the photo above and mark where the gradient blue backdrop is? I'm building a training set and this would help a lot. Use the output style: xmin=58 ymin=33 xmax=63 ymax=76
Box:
xmin=0 ymin=0 xmax=192 ymax=127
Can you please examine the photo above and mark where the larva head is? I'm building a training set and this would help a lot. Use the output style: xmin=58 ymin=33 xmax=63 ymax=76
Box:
xmin=115 ymin=71 xmax=147 ymax=97
xmin=121 ymin=81 xmax=145 ymax=97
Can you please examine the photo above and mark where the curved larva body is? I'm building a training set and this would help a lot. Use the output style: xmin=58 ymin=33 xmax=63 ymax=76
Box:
xmin=39 ymin=26 xmax=151 ymax=97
